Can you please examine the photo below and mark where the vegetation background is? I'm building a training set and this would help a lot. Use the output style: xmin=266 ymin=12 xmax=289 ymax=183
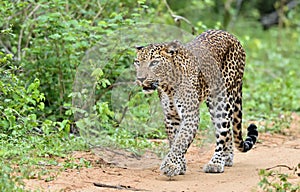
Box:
xmin=0 ymin=0 xmax=299 ymax=190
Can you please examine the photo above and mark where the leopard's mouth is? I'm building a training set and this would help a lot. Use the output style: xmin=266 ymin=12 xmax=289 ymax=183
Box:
xmin=142 ymin=82 xmax=159 ymax=94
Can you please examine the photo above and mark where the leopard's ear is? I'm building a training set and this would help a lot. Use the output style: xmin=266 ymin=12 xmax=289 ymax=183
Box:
xmin=135 ymin=45 xmax=144 ymax=51
xmin=166 ymin=40 xmax=181 ymax=55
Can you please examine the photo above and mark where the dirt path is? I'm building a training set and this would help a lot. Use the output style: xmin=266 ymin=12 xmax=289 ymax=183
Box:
xmin=25 ymin=116 xmax=300 ymax=192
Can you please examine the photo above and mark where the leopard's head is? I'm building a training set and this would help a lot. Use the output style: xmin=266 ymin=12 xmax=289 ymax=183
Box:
xmin=134 ymin=40 xmax=183 ymax=94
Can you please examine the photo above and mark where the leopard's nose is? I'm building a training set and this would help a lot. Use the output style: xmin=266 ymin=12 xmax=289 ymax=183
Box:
xmin=137 ymin=77 xmax=146 ymax=83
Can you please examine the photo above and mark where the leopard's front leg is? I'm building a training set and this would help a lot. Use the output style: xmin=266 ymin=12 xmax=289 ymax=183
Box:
xmin=160 ymin=89 xmax=199 ymax=177
xmin=158 ymin=90 xmax=181 ymax=148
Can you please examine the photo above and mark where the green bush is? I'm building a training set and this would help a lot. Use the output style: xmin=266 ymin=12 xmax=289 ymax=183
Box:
xmin=0 ymin=0 xmax=161 ymax=121
xmin=0 ymin=52 xmax=44 ymax=138
xmin=258 ymin=167 xmax=300 ymax=192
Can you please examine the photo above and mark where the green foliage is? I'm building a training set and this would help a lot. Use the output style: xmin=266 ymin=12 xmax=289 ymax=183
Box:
xmin=0 ymin=68 xmax=44 ymax=138
xmin=62 ymin=157 xmax=92 ymax=170
xmin=0 ymin=163 xmax=27 ymax=192
xmin=0 ymin=51 xmax=88 ymax=190
xmin=239 ymin=22 xmax=300 ymax=132
xmin=258 ymin=167 xmax=300 ymax=192
xmin=0 ymin=51 xmax=44 ymax=140
xmin=0 ymin=0 xmax=161 ymax=121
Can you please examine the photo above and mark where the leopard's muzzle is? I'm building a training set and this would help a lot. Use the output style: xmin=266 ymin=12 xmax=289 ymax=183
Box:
xmin=136 ymin=78 xmax=159 ymax=94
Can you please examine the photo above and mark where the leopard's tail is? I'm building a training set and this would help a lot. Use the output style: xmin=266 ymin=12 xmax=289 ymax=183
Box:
xmin=235 ymin=124 xmax=258 ymax=152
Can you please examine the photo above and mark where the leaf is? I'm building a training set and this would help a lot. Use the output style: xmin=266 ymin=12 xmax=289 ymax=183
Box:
xmin=49 ymin=33 xmax=61 ymax=40
xmin=91 ymin=68 xmax=103 ymax=78
xmin=38 ymin=102 xmax=45 ymax=110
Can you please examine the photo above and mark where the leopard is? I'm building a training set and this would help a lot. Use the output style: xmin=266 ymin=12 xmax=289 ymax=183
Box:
xmin=133 ymin=29 xmax=258 ymax=177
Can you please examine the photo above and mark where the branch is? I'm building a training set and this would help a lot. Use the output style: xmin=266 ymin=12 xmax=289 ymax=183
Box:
xmin=76 ymin=0 xmax=91 ymax=19
xmin=92 ymin=0 xmax=109 ymax=25
xmin=116 ymin=88 xmax=135 ymax=125
xmin=163 ymin=0 xmax=196 ymax=35
xmin=163 ymin=0 xmax=175 ymax=15
xmin=230 ymin=0 xmax=244 ymax=28
xmin=0 ymin=39 xmax=13 ymax=55
xmin=17 ymin=3 xmax=41 ymax=61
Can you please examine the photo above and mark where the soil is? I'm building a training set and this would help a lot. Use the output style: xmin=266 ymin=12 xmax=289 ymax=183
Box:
xmin=24 ymin=114 xmax=300 ymax=192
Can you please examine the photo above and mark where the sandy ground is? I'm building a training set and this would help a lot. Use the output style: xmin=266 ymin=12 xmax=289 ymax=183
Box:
xmin=24 ymin=114 xmax=300 ymax=192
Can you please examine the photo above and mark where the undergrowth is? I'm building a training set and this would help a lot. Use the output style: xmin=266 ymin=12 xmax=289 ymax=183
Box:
xmin=258 ymin=164 xmax=300 ymax=192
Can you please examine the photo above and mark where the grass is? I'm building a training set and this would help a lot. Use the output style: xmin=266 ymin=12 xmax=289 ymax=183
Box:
xmin=0 ymin=134 xmax=88 ymax=191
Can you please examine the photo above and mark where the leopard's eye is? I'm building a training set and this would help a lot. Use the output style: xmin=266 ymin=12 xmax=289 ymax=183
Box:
xmin=149 ymin=60 xmax=159 ymax=67
xmin=134 ymin=60 xmax=140 ymax=66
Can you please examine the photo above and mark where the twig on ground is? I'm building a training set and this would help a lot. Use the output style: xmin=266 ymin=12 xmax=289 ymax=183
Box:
xmin=93 ymin=182 xmax=148 ymax=191
xmin=265 ymin=164 xmax=294 ymax=171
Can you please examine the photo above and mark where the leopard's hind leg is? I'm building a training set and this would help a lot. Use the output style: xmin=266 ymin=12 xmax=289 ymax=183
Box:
xmin=204 ymin=90 xmax=234 ymax=173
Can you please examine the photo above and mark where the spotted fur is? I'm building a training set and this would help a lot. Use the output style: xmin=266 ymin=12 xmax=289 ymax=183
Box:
xmin=134 ymin=30 xmax=258 ymax=177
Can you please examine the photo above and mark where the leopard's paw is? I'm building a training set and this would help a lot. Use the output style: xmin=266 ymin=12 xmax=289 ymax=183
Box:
xmin=224 ymin=154 xmax=233 ymax=167
xmin=203 ymin=162 xmax=224 ymax=173
xmin=160 ymin=152 xmax=186 ymax=177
